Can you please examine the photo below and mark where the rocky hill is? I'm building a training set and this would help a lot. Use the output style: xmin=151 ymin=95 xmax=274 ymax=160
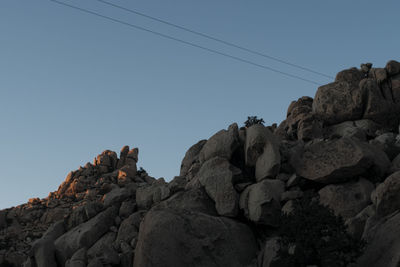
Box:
xmin=1 ymin=60 xmax=400 ymax=267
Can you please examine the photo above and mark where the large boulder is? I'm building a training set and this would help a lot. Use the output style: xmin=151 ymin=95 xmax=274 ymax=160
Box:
xmin=360 ymin=78 xmax=398 ymax=127
xmin=291 ymin=137 xmax=389 ymax=184
xmin=133 ymin=205 xmax=257 ymax=267
xmin=318 ymin=178 xmax=374 ymax=219
xmin=54 ymin=206 xmax=118 ymax=265
xmin=245 ymin=124 xmax=281 ymax=181
xmin=357 ymin=211 xmax=400 ymax=267
xmin=374 ymin=171 xmax=400 ymax=217
xmin=195 ymin=157 xmax=241 ymax=217
xmin=313 ymin=81 xmax=363 ymax=125
xmin=385 ymin=60 xmax=400 ymax=77
xmin=198 ymin=123 xmax=240 ymax=163
xmin=180 ymin=140 xmax=207 ymax=177
xmin=32 ymin=221 xmax=65 ymax=267
xmin=136 ymin=179 xmax=170 ymax=210
xmin=239 ymin=179 xmax=285 ymax=226
xmin=285 ymin=96 xmax=322 ymax=140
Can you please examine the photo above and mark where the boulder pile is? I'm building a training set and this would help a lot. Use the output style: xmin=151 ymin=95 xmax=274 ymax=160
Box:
xmin=1 ymin=60 xmax=400 ymax=267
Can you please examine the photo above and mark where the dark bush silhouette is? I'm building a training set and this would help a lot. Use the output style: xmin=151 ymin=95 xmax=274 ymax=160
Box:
xmin=271 ymin=192 xmax=364 ymax=267
xmin=137 ymin=167 xmax=147 ymax=176
xmin=244 ymin=116 xmax=265 ymax=127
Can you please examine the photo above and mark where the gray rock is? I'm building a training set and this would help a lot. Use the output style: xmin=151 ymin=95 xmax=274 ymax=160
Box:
xmin=55 ymin=206 xmax=117 ymax=265
xmin=345 ymin=205 xmax=375 ymax=240
xmin=360 ymin=78 xmax=398 ymax=127
xmin=245 ymin=124 xmax=271 ymax=166
xmin=87 ymin=258 xmax=103 ymax=267
xmin=313 ymin=81 xmax=363 ymax=125
xmin=391 ymin=153 xmax=400 ymax=173
xmin=136 ymin=179 xmax=170 ymax=210
xmin=370 ymin=132 xmax=400 ymax=160
xmin=102 ymin=187 xmax=130 ymax=207
xmin=260 ymin=237 xmax=280 ymax=267
xmin=180 ymin=140 xmax=207 ymax=177
xmin=374 ymin=171 xmax=400 ymax=217
xmin=357 ymin=211 xmax=400 ymax=267
xmin=319 ymin=178 xmax=374 ymax=219
xmin=119 ymin=200 xmax=136 ymax=219
xmin=67 ymin=202 xmax=103 ymax=229
xmin=32 ymin=220 xmax=65 ymax=267
xmin=0 ymin=210 xmax=7 ymax=230
xmin=196 ymin=157 xmax=241 ymax=217
xmin=115 ymin=213 xmax=139 ymax=249
xmin=385 ymin=60 xmax=400 ymax=77
xmin=325 ymin=121 xmax=366 ymax=141
xmin=255 ymin=135 xmax=281 ymax=181
xmin=87 ymin=232 xmax=116 ymax=260
xmin=65 ymin=248 xmax=87 ymax=267
xmin=198 ymin=123 xmax=240 ymax=163
xmin=133 ymin=206 xmax=257 ymax=267
xmin=335 ymin=67 xmax=365 ymax=85
xmin=239 ymin=179 xmax=284 ymax=226
xmin=291 ymin=138 xmax=389 ymax=184
xmin=281 ymin=200 xmax=295 ymax=215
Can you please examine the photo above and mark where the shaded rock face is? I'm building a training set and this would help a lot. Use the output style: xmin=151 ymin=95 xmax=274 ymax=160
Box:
xmin=2 ymin=60 xmax=400 ymax=267
xmin=291 ymin=137 xmax=389 ymax=184
xmin=133 ymin=191 xmax=258 ymax=267
xmin=313 ymin=61 xmax=400 ymax=129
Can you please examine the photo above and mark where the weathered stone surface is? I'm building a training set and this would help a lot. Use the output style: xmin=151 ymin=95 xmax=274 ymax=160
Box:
xmin=255 ymin=140 xmax=281 ymax=181
xmin=345 ymin=205 xmax=375 ymax=240
xmin=357 ymin=211 xmax=400 ymax=267
xmin=102 ymin=187 xmax=130 ymax=207
xmin=55 ymin=206 xmax=117 ymax=265
xmin=67 ymin=202 xmax=103 ymax=229
xmin=87 ymin=232 xmax=116 ymax=260
xmin=291 ymin=138 xmax=388 ymax=184
xmin=259 ymin=237 xmax=280 ymax=267
xmin=115 ymin=213 xmax=140 ymax=248
xmin=313 ymin=81 xmax=363 ymax=125
xmin=119 ymin=200 xmax=136 ymax=218
xmin=245 ymin=125 xmax=281 ymax=181
xmin=134 ymin=207 xmax=257 ymax=267
xmin=374 ymin=171 xmax=400 ymax=217
xmin=370 ymin=132 xmax=400 ymax=160
xmin=180 ymin=140 xmax=207 ymax=177
xmin=196 ymin=157 xmax=241 ymax=217
xmin=360 ymin=78 xmax=398 ymax=126
xmin=136 ymin=179 xmax=170 ymax=210
xmin=0 ymin=210 xmax=7 ymax=230
xmin=386 ymin=60 xmax=400 ymax=77
xmin=239 ymin=179 xmax=284 ymax=226
xmin=198 ymin=123 xmax=240 ymax=163
xmin=318 ymin=178 xmax=374 ymax=219
xmin=65 ymin=248 xmax=86 ymax=267
xmin=335 ymin=67 xmax=364 ymax=85
xmin=32 ymin=220 xmax=65 ymax=267
xmin=157 ymin=188 xmax=217 ymax=216
xmin=325 ymin=121 xmax=366 ymax=141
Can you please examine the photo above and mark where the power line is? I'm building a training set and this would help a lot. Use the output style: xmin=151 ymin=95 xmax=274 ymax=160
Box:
xmin=49 ymin=0 xmax=322 ymax=86
xmin=97 ymin=0 xmax=333 ymax=80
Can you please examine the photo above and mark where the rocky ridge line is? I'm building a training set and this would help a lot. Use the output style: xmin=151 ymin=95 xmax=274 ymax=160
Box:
xmin=1 ymin=60 xmax=400 ymax=266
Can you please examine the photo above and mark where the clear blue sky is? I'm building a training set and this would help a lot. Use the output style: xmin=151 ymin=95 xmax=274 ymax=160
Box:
xmin=1 ymin=0 xmax=399 ymax=209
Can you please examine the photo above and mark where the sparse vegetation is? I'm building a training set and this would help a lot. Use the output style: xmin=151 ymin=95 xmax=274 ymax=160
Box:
xmin=137 ymin=167 xmax=147 ymax=176
xmin=244 ymin=116 xmax=265 ymax=128
xmin=271 ymin=192 xmax=364 ymax=267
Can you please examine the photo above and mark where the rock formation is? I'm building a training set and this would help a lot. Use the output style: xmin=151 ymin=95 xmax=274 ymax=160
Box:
xmin=1 ymin=60 xmax=400 ymax=267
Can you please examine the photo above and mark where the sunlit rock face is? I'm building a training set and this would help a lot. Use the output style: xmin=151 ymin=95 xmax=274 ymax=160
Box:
xmin=2 ymin=60 xmax=400 ymax=267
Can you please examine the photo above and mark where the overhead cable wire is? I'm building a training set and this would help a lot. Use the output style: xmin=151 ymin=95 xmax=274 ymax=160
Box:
xmin=49 ymin=0 xmax=323 ymax=86
xmin=97 ymin=0 xmax=333 ymax=80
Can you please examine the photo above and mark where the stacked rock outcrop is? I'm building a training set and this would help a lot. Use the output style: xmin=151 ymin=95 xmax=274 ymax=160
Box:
xmin=1 ymin=60 xmax=400 ymax=267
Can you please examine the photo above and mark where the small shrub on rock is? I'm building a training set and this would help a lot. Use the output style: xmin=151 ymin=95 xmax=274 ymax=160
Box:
xmin=244 ymin=116 xmax=265 ymax=128
xmin=272 ymin=192 xmax=364 ymax=267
